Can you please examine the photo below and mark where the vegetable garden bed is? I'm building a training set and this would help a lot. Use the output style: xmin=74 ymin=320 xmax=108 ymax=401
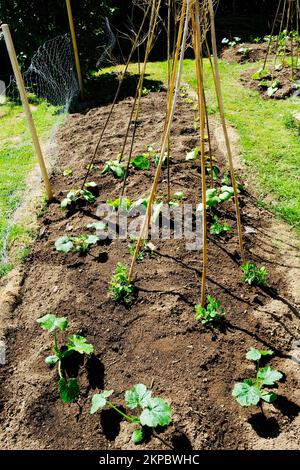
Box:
xmin=0 ymin=90 xmax=299 ymax=450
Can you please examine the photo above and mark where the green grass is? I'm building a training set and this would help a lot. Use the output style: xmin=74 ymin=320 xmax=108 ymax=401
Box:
xmin=108 ymin=60 xmax=300 ymax=233
xmin=0 ymin=100 xmax=63 ymax=276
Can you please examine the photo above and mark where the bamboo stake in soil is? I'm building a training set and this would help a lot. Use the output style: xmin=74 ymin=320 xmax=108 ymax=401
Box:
xmin=1 ymin=23 xmax=53 ymax=201
xmin=66 ymin=0 xmax=84 ymax=100
xmin=207 ymin=0 xmax=245 ymax=263
xmin=82 ymin=1 xmax=152 ymax=187
xmin=192 ymin=1 xmax=208 ymax=307
xmin=128 ymin=0 xmax=190 ymax=282
xmin=263 ymin=0 xmax=283 ymax=70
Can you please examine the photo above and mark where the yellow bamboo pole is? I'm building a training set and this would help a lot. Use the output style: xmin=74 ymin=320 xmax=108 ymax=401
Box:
xmin=208 ymin=0 xmax=245 ymax=263
xmin=66 ymin=0 xmax=84 ymax=99
xmin=193 ymin=1 xmax=207 ymax=308
xmin=1 ymin=23 xmax=53 ymax=201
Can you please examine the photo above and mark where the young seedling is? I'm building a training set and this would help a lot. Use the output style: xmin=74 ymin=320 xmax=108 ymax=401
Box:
xmin=63 ymin=169 xmax=73 ymax=177
xmin=37 ymin=314 xmax=94 ymax=403
xmin=55 ymin=235 xmax=99 ymax=254
xmin=172 ymin=191 xmax=185 ymax=201
xmin=241 ymin=262 xmax=268 ymax=286
xmin=195 ymin=295 xmax=225 ymax=325
xmin=60 ymin=182 xmax=98 ymax=210
xmin=87 ymin=221 xmax=107 ymax=232
xmin=232 ymin=348 xmax=283 ymax=407
xmin=186 ymin=147 xmax=199 ymax=161
xmin=267 ymin=80 xmax=281 ymax=97
xmin=107 ymin=197 xmax=132 ymax=213
xmin=128 ymin=237 xmax=148 ymax=262
xmin=238 ymin=47 xmax=251 ymax=59
xmin=102 ymin=160 xmax=125 ymax=179
xmin=109 ymin=263 xmax=135 ymax=304
xmin=198 ymin=186 xmax=234 ymax=211
xmin=210 ymin=216 xmax=232 ymax=236
xmin=131 ymin=153 xmax=150 ymax=170
xmin=252 ymin=68 xmax=270 ymax=80
xmin=91 ymin=383 xmax=172 ymax=444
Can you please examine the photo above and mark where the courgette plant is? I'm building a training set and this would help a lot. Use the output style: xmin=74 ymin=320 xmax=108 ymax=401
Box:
xmin=102 ymin=160 xmax=125 ymax=179
xmin=232 ymin=348 xmax=283 ymax=407
xmin=55 ymin=235 xmax=99 ymax=254
xmin=210 ymin=216 xmax=232 ymax=236
xmin=91 ymin=384 xmax=172 ymax=444
xmin=37 ymin=314 xmax=94 ymax=403
xmin=60 ymin=182 xmax=98 ymax=210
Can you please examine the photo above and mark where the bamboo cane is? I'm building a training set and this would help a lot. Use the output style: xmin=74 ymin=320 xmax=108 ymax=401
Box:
xmin=1 ymin=23 xmax=53 ymax=201
xmin=207 ymin=0 xmax=245 ymax=263
xmin=167 ymin=0 xmax=172 ymax=203
xmin=192 ymin=1 xmax=208 ymax=307
xmin=82 ymin=1 xmax=152 ymax=187
xmin=263 ymin=0 xmax=283 ymax=70
xmin=273 ymin=0 xmax=287 ymax=75
xmin=66 ymin=0 xmax=84 ymax=100
xmin=128 ymin=0 xmax=190 ymax=282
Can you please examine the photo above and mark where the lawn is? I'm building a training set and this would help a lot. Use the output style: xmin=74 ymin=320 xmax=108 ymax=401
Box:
xmin=104 ymin=59 xmax=300 ymax=233
xmin=0 ymin=101 xmax=63 ymax=277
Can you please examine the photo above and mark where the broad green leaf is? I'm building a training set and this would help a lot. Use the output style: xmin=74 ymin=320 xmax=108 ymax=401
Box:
xmin=87 ymin=235 xmax=99 ymax=245
xmin=232 ymin=381 xmax=261 ymax=406
xmin=61 ymin=198 xmax=71 ymax=209
xmin=257 ymin=366 xmax=283 ymax=386
xmin=125 ymin=384 xmax=152 ymax=410
xmin=131 ymin=154 xmax=150 ymax=170
xmin=246 ymin=347 xmax=262 ymax=361
xmin=55 ymin=236 xmax=74 ymax=253
xmin=58 ymin=378 xmax=80 ymax=403
xmin=186 ymin=147 xmax=199 ymax=161
xmin=37 ymin=314 xmax=68 ymax=332
xmin=63 ymin=169 xmax=73 ymax=177
xmin=67 ymin=335 xmax=94 ymax=355
xmin=173 ymin=191 xmax=185 ymax=200
xmin=84 ymin=181 xmax=97 ymax=188
xmin=45 ymin=355 xmax=59 ymax=365
xmin=132 ymin=428 xmax=144 ymax=444
xmin=90 ymin=390 xmax=114 ymax=414
xmin=140 ymin=397 xmax=172 ymax=427
xmin=261 ymin=391 xmax=277 ymax=403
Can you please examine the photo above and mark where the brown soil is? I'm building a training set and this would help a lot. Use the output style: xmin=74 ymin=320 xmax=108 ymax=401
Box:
xmin=0 ymin=90 xmax=300 ymax=450
xmin=240 ymin=66 xmax=300 ymax=100
xmin=221 ymin=43 xmax=270 ymax=64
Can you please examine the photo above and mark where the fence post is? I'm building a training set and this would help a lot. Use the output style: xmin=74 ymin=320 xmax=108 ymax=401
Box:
xmin=66 ymin=0 xmax=84 ymax=99
xmin=1 ymin=23 xmax=53 ymax=201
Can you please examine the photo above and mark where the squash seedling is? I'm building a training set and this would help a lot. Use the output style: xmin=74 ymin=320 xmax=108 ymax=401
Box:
xmin=107 ymin=197 xmax=132 ymax=213
xmin=91 ymin=383 xmax=172 ymax=444
xmin=195 ymin=295 xmax=225 ymax=325
xmin=109 ymin=263 xmax=135 ymax=304
xmin=210 ymin=216 xmax=232 ymax=236
xmin=55 ymin=235 xmax=99 ymax=254
xmin=37 ymin=314 xmax=94 ymax=403
xmin=186 ymin=147 xmax=199 ymax=161
xmin=131 ymin=154 xmax=150 ymax=170
xmin=267 ymin=80 xmax=281 ymax=97
xmin=63 ymin=169 xmax=73 ymax=177
xmin=102 ymin=160 xmax=125 ymax=179
xmin=60 ymin=182 xmax=98 ymax=210
xmin=252 ymin=68 xmax=270 ymax=80
xmin=241 ymin=262 xmax=268 ymax=286
xmin=232 ymin=348 xmax=283 ymax=407
xmin=198 ymin=186 xmax=234 ymax=212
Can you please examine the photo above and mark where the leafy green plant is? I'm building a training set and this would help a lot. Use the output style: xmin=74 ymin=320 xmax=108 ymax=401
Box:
xmin=91 ymin=383 xmax=172 ymax=444
xmin=102 ymin=160 xmax=125 ymax=179
xmin=107 ymin=197 xmax=132 ymax=212
xmin=128 ymin=236 xmax=147 ymax=262
xmin=172 ymin=191 xmax=185 ymax=201
xmin=55 ymin=235 xmax=99 ymax=254
xmin=60 ymin=182 xmax=98 ymax=210
xmin=238 ymin=47 xmax=250 ymax=59
xmin=252 ymin=68 xmax=270 ymax=80
xmin=131 ymin=153 xmax=150 ymax=170
xmin=222 ymin=36 xmax=241 ymax=48
xmin=195 ymin=295 xmax=225 ymax=325
xmin=232 ymin=348 xmax=283 ymax=407
xmin=241 ymin=262 xmax=268 ymax=286
xmin=198 ymin=186 xmax=234 ymax=212
xmin=186 ymin=147 xmax=199 ymax=161
xmin=109 ymin=263 xmax=135 ymax=304
xmin=267 ymin=80 xmax=281 ymax=97
xmin=63 ymin=169 xmax=73 ymax=177
xmin=87 ymin=221 xmax=107 ymax=232
xmin=37 ymin=314 xmax=94 ymax=403
xmin=210 ymin=216 xmax=232 ymax=236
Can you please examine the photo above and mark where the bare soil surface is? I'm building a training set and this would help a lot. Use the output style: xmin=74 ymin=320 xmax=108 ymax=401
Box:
xmin=221 ymin=43 xmax=270 ymax=64
xmin=0 ymin=90 xmax=299 ymax=450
